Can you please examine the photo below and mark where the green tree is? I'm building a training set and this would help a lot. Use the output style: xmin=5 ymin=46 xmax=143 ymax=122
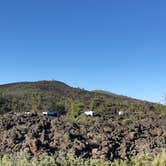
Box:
xmin=50 ymin=101 xmax=66 ymax=114
xmin=70 ymin=100 xmax=84 ymax=117
xmin=11 ymin=97 xmax=18 ymax=112
xmin=31 ymin=93 xmax=41 ymax=112
xmin=90 ymin=96 xmax=108 ymax=114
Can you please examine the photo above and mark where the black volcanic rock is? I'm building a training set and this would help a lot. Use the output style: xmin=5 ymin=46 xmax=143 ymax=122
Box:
xmin=0 ymin=112 xmax=166 ymax=160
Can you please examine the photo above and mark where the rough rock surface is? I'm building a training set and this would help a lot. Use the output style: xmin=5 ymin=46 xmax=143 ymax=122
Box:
xmin=0 ymin=112 xmax=166 ymax=160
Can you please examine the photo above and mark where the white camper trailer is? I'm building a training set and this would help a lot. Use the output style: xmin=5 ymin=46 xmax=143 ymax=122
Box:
xmin=42 ymin=112 xmax=60 ymax=117
xmin=84 ymin=111 xmax=96 ymax=117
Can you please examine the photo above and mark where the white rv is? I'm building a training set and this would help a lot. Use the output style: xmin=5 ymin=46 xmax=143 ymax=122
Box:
xmin=84 ymin=111 xmax=96 ymax=117
xmin=42 ymin=112 xmax=60 ymax=117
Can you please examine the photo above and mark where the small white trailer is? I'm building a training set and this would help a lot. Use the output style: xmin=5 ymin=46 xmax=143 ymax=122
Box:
xmin=42 ymin=112 xmax=60 ymax=117
xmin=84 ymin=111 xmax=96 ymax=117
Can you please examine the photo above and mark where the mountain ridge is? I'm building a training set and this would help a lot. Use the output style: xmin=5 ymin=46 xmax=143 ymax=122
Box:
xmin=0 ymin=80 xmax=157 ymax=115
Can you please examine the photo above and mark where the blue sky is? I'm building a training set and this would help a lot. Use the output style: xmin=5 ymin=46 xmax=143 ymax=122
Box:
xmin=0 ymin=0 xmax=166 ymax=103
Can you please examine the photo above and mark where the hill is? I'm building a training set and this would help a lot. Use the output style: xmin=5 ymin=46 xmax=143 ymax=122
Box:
xmin=0 ymin=80 xmax=156 ymax=115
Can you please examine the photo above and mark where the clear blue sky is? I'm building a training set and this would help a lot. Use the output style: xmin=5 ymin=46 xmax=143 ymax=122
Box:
xmin=0 ymin=0 xmax=166 ymax=103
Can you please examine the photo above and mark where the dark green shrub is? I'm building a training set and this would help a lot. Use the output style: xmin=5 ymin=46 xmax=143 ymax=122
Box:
xmin=50 ymin=101 xmax=66 ymax=114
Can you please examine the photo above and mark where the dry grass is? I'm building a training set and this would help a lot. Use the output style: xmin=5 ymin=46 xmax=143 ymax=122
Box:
xmin=1 ymin=150 xmax=166 ymax=166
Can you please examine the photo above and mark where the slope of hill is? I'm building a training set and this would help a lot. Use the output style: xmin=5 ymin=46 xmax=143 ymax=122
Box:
xmin=0 ymin=80 xmax=156 ymax=115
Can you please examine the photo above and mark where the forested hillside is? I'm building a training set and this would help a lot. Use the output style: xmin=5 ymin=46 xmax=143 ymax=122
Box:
xmin=0 ymin=80 xmax=159 ymax=116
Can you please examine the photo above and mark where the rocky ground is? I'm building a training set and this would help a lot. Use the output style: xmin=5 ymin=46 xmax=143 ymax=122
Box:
xmin=0 ymin=112 xmax=166 ymax=161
